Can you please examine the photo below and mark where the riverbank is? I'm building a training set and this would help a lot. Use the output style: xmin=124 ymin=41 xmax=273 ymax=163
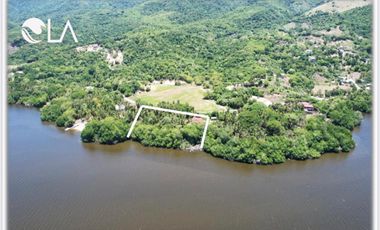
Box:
xmin=10 ymin=104 xmax=368 ymax=165
xmin=64 ymin=119 xmax=87 ymax=132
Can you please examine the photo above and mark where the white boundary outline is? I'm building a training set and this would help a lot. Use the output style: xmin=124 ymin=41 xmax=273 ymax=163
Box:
xmin=0 ymin=3 xmax=378 ymax=230
xmin=127 ymin=105 xmax=210 ymax=149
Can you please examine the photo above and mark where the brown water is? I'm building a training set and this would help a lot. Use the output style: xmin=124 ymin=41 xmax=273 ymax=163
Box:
xmin=8 ymin=106 xmax=372 ymax=230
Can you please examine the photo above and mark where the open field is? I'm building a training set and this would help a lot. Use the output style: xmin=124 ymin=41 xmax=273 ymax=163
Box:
xmin=312 ymin=83 xmax=351 ymax=96
xmin=306 ymin=0 xmax=371 ymax=15
xmin=130 ymin=83 xmax=224 ymax=113
xmin=312 ymin=74 xmax=351 ymax=96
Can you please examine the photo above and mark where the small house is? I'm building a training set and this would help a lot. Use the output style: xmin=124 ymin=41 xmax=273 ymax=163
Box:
xmin=115 ymin=104 xmax=126 ymax=111
xmin=308 ymin=56 xmax=317 ymax=63
xmin=300 ymin=102 xmax=314 ymax=113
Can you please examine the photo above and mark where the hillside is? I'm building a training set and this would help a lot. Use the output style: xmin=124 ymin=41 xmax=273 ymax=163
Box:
xmin=7 ymin=0 xmax=372 ymax=164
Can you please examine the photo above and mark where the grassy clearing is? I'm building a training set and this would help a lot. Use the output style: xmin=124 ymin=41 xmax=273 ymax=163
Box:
xmin=311 ymin=74 xmax=350 ymax=96
xmin=130 ymin=84 xmax=223 ymax=113
xmin=306 ymin=0 xmax=371 ymax=15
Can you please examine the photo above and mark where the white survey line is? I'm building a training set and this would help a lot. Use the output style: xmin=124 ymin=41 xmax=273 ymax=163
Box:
xmin=127 ymin=105 xmax=144 ymax=138
xmin=127 ymin=105 xmax=210 ymax=149
xmin=200 ymin=116 xmax=210 ymax=149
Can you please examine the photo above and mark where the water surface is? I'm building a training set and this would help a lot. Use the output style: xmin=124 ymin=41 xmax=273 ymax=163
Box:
xmin=8 ymin=106 xmax=372 ymax=229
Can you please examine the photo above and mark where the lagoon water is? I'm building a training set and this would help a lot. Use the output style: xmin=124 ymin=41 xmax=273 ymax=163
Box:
xmin=8 ymin=106 xmax=372 ymax=230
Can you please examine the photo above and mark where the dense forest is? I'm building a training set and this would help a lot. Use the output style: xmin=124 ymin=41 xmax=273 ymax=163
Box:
xmin=7 ymin=0 xmax=372 ymax=164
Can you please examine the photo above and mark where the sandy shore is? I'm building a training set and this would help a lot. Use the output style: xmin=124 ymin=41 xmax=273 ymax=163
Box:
xmin=65 ymin=119 xmax=87 ymax=132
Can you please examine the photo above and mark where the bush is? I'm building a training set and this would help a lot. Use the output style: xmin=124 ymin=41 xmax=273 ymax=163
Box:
xmin=80 ymin=117 xmax=129 ymax=144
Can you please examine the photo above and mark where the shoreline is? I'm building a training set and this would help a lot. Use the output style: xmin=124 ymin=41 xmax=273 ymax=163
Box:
xmin=64 ymin=119 xmax=87 ymax=132
xmin=8 ymin=104 xmax=371 ymax=165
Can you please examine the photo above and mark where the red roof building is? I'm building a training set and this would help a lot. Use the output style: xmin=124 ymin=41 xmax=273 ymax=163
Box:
xmin=191 ymin=116 xmax=204 ymax=124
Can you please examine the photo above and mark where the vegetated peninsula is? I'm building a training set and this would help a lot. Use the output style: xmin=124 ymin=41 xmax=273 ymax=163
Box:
xmin=7 ymin=0 xmax=372 ymax=164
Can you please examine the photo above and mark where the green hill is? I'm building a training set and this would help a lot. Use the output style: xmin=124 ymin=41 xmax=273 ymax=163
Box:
xmin=7 ymin=0 xmax=372 ymax=164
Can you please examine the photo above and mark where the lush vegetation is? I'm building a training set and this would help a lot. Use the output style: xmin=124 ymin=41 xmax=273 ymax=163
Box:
xmin=8 ymin=0 xmax=372 ymax=164
xmin=204 ymin=95 xmax=365 ymax=164
xmin=81 ymin=117 xmax=130 ymax=144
